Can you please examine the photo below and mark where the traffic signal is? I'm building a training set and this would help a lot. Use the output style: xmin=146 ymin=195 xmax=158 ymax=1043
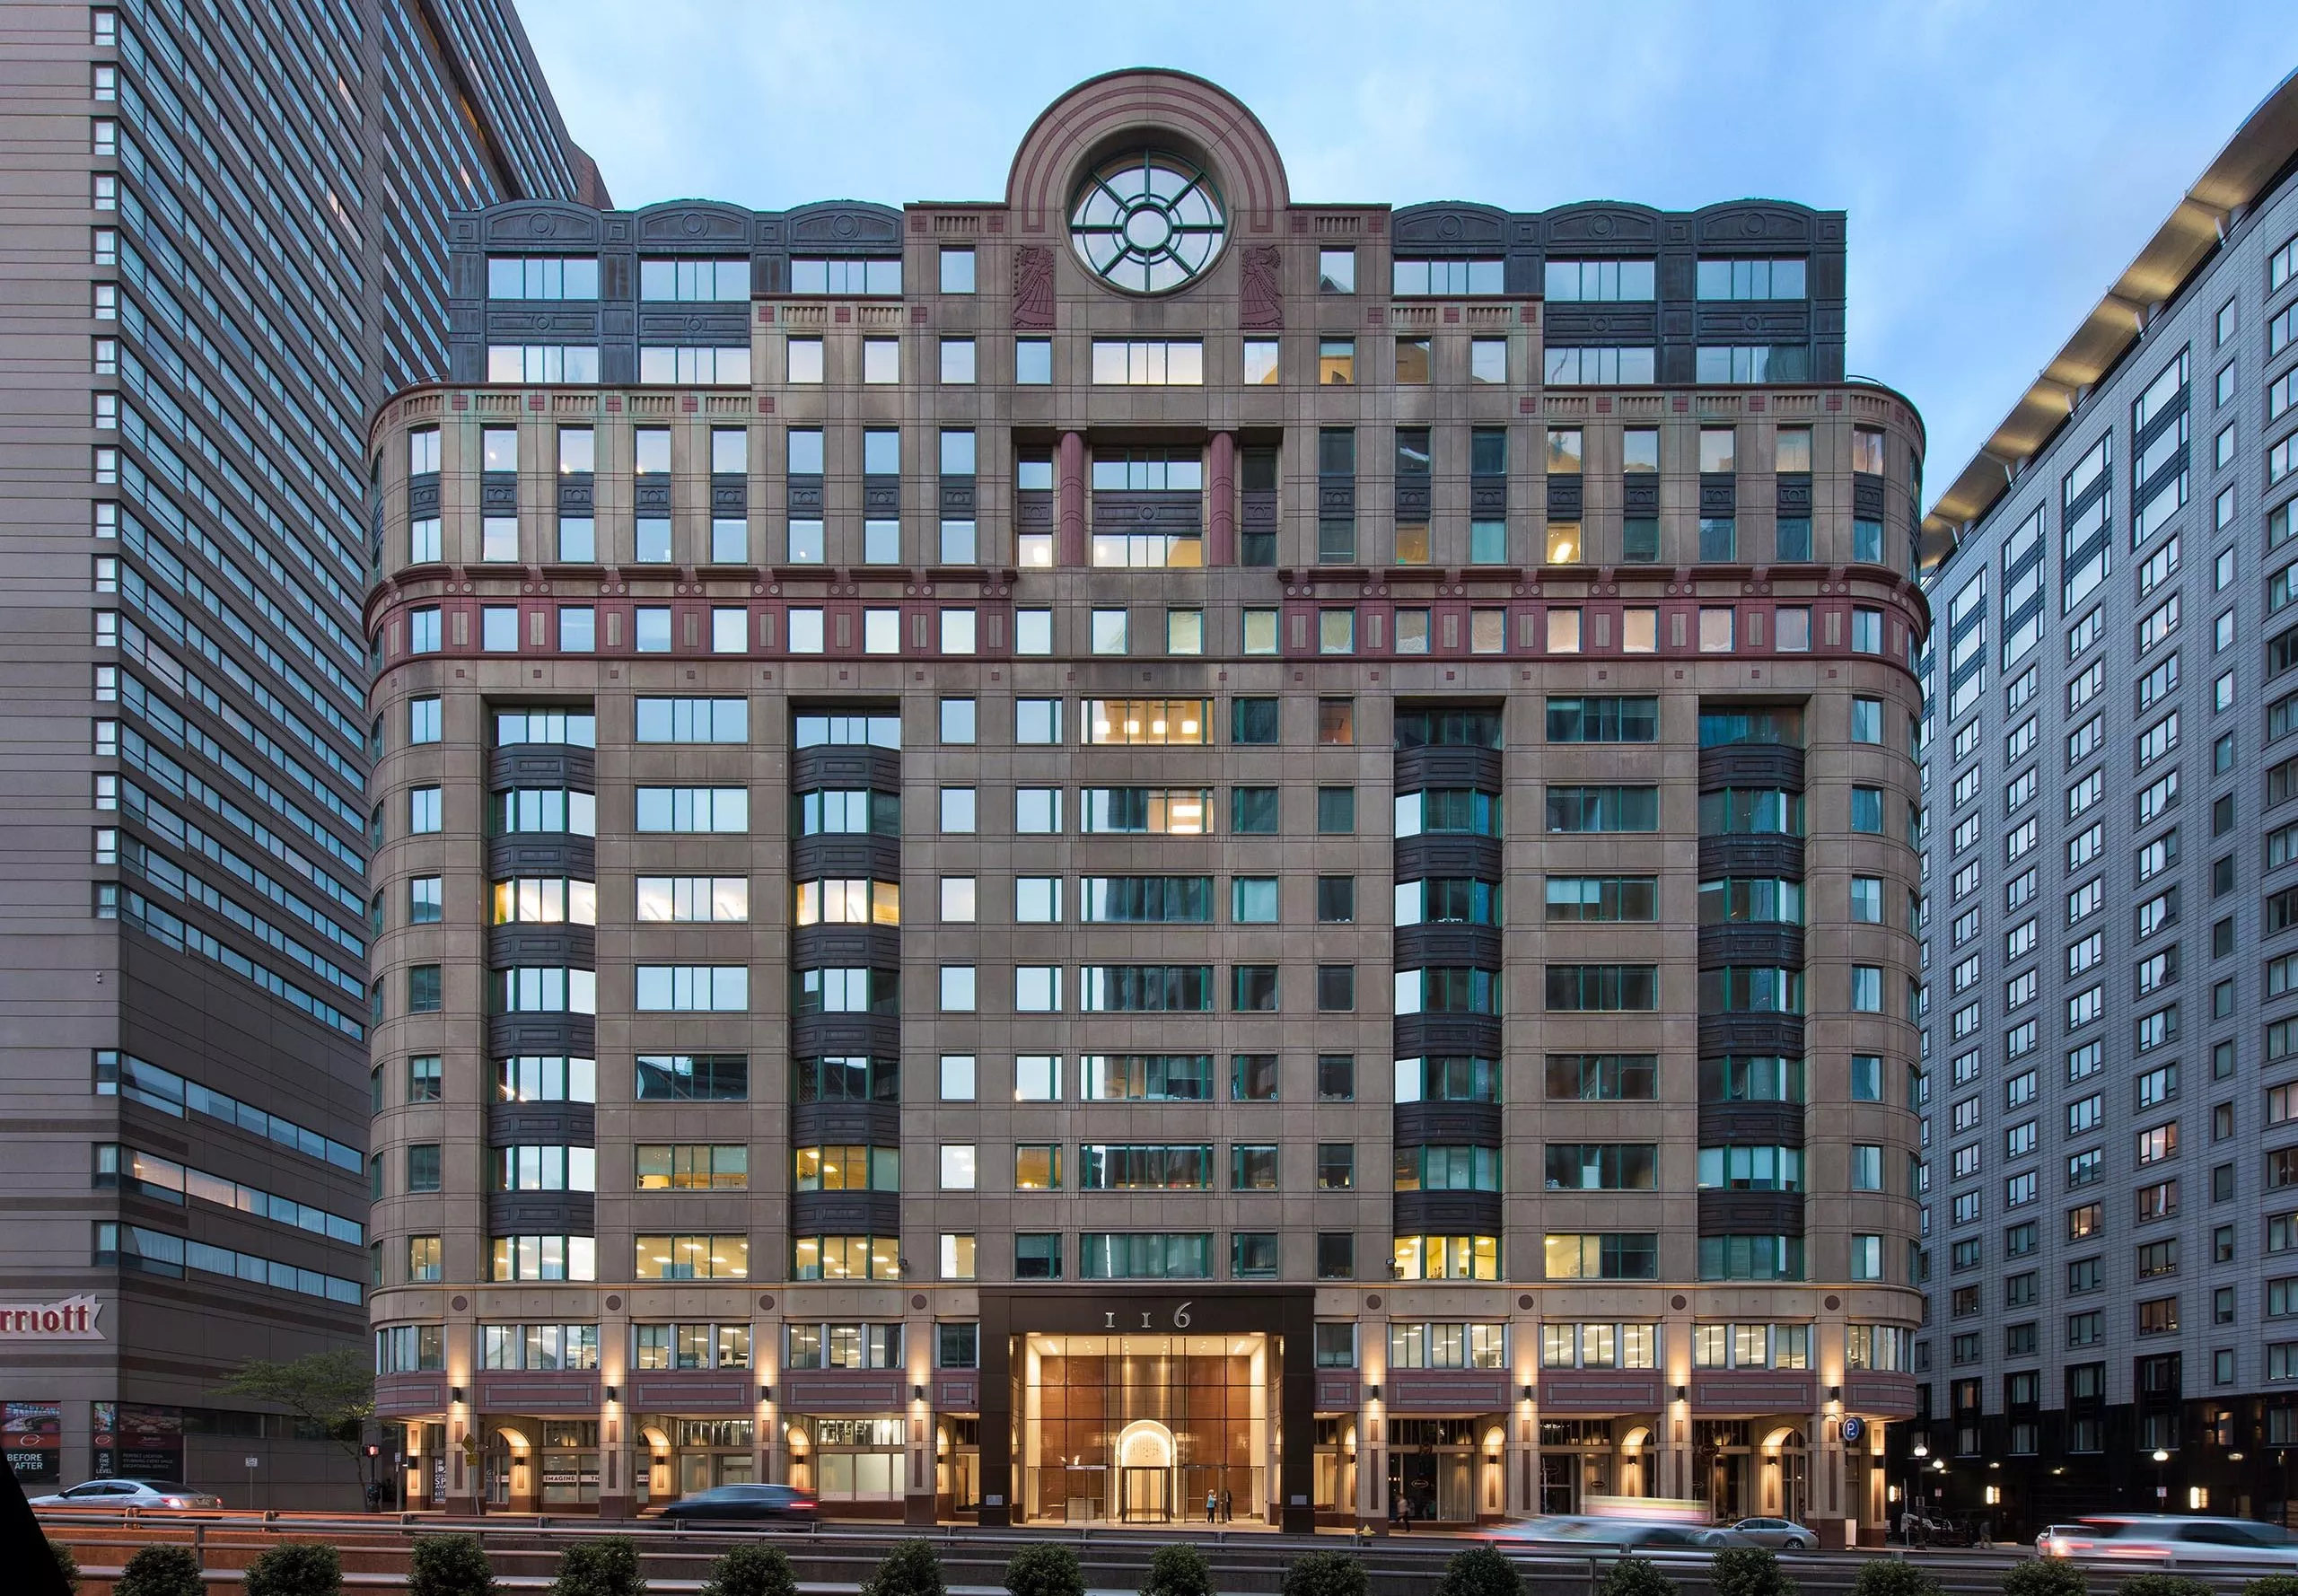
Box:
xmin=364 ymin=1443 xmax=382 ymax=1459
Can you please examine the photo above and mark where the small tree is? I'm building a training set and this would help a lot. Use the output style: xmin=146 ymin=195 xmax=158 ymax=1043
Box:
xmin=2248 ymin=1581 xmax=2298 ymax=1596
xmin=702 ymin=1546 xmax=798 ymax=1596
xmin=116 ymin=1546 xmax=206 ymax=1596
xmin=1712 ymin=1546 xmax=1797 ymax=1596
xmin=1006 ymin=1545 xmax=1084 ymax=1596
xmin=1280 ymin=1550 xmax=1369 ymax=1596
xmin=551 ymin=1538 xmax=646 ymax=1596
xmin=1141 ymin=1544 xmax=1214 ymax=1596
xmin=1438 ymin=1545 xmax=1522 ymax=1596
xmin=213 ymin=1348 xmax=374 ymax=1474
xmin=1597 ymin=1557 xmax=1678 ymax=1596
xmin=244 ymin=1542 xmax=344 ymax=1596
xmin=1851 ymin=1563 xmax=1943 ymax=1596
xmin=861 ymin=1540 xmax=946 ymax=1596
xmin=2001 ymin=1560 xmax=2087 ymax=1596
xmin=410 ymin=1535 xmax=496 ymax=1596
xmin=2115 ymin=1578 xmax=2209 ymax=1596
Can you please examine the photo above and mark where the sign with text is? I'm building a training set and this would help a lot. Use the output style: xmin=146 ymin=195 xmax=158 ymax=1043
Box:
xmin=93 ymin=1401 xmax=183 ymax=1479
xmin=0 ymin=1296 xmax=102 ymax=1341
xmin=4 ymin=1401 xmax=62 ymax=1486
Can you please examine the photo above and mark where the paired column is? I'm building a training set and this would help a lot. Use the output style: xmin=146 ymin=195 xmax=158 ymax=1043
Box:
xmin=1207 ymin=429 xmax=1237 ymax=566
xmin=1056 ymin=431 xmax=1085 ymax=566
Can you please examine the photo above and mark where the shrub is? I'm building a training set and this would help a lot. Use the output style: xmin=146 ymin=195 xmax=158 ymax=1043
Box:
xmin=861 ymin=1540 xmax=946 ymax=1596
xmin=2001 ymin=1560 xmax=2087 ymax=1596
xmin=1006 ymin=1545 xmax=1084 ymax=1596
xmin=552 ymin=1539 xmax=646 ymax=1596
xmin=1281 ymin=1550 xmax=1370 ymax=1596
xmin=1142 ymin=1544 xmax=1214 ymax=1596
xmin=702 ymin=1546 xmax=798 ymax=1596
xmin=1598 ymin=1557 xmax=1678 ymax=1596
xmin=411 ymin=1536 xmax=496 ymax=1596
xmin=2248 ymin=1581 xmax=2298 ymax=1596
xmin=47 ymin=1538 xmax=80 ymax=1596
xmin=116 ymin=1545 xmax=204 ymax=1596
xmin=1851 ymin=1562 xmax=1943 ymax=1596
xmin=244 ymin=1542 xmax=345 ymax=1596
xmin=1712 ymin=1547 xmax=1796 ymax=1596
xmin=1438 ymin=1545 xmax=1522 ymax=1596
xmin=2116 ymin=1578 xmax=2208 ymax=1596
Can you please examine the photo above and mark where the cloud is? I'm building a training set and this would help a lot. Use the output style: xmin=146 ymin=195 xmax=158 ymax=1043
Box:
xmin=519 ymin=0 xmax=2295 ymax=497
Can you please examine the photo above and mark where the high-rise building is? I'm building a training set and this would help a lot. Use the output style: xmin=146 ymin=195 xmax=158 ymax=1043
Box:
xmin=0 ymin=0 xmax=598 ymax=1504
xmin=364 ymin=69 xmax=1926 ymax=1535
xmin=1910 ymin=72 xmax=2298 ymax=1530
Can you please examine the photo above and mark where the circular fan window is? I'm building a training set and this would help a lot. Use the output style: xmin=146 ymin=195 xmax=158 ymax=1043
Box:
xmin=1069 ymin=151 xmax=1226 ymax=294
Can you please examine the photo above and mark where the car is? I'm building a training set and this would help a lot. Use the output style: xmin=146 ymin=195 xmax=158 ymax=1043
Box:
xmin=653 ymin=1483 xmax=820 ymax=1524
xmin=1732 ymin=1517 xmax=1820 ymax=1551
xmin=29 ymin=1478 xmax=224 ymax=1509
xmin=2059 ymin=1516 xmax=2298 ymax=1567
xmin=2038 ymin=1524 xmax=2087 ymax=1557
xmin=1492 ymin=1517 xmax=1750 ymax=1551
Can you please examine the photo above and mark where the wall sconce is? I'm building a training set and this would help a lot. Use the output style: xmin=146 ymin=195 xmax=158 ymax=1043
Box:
xmin=1828 ymin=1386 xmax=1843 ymax=1402
xmin=1673 ymin=1385 xmax=1688 ymax=1402
xmin=912 ymin=1384 xmax=926 ymax=1402
xmin=1521 ymin=1385 xmax=1536 ymax=1403
xmin=448 ymin=1387 xmax=464 ymax=1404
xmin=602 ymin=1384 xmax=618 ymax=1403
xmin=759 ymin=1384 xmax=773 ymax=1403
xmin=1368 ymin=1384 xmax=1381 ymax=1401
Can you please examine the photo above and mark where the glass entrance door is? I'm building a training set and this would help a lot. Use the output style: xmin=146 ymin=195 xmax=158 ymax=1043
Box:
xmin=1121 ymin=1465 xmax=1171 ymax=1521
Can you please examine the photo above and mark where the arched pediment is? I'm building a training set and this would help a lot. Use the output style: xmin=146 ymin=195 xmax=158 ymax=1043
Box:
xmin=1006 ymin=69 xmax=1289 ymax=235
xmin=482 ymin=202 xmax=601 ymax=247
xmin=785 ymin=201 xmax=904 ymax=249
xmin=1543 ymin=203 xmax=1662 ymax=247
xmin=633 ymin=200 xmax=756 ymax=245
xmin=1391 ymin=203 xmax=1511 ymax=251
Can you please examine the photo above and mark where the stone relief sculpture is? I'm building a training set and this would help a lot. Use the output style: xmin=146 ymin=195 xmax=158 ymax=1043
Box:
xmin=1013 ymin=246 xmax=1054 ymax=329
xmin=1240 ymin=246 xmax=1282 ymax=329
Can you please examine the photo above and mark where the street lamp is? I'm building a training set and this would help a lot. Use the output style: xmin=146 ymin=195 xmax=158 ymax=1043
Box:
xmin=1907 ymin=1442 xmax=1930 ymax=1545
xmin=2153 ymin=1448 xmax=2171 ymax=1507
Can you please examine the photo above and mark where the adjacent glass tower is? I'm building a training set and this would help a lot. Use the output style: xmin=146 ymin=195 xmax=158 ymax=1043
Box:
xmin=1910 ymin=71 xmax=2298 ymax=1532
xmin=364 ymin=69 xmax=1926 ymax=1536
xmin=0 ymin=0 xmax=598 ymax=1504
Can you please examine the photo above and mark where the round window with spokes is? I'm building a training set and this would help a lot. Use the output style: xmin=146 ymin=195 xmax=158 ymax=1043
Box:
xmin=1069 ymin=151 xmax=1227 ymax=294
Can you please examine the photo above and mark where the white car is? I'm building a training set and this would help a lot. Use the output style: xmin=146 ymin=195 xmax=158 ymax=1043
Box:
xmin=1731 ymin=1517 xmax=1820 ymax=1551
xmin=30 ymin=1478 xmax=224 ymax=1509
xmin=2065 ymin=1516 xmax=2298 ymax=1567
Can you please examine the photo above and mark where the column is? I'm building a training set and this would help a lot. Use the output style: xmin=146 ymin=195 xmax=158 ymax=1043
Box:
xmin=1813 ymin=1406 xmax=1847 ymax=1548
xmin=1057 ymin=430 xmax=1085 ymax=566
xmin=1207 ymin=430 xmax=1236 ymax=566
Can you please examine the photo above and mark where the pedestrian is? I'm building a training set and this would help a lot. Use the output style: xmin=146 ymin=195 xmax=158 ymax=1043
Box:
xmin=1398 ymin=1495 xmax=1411 ymax=1532
xmin=1206 ymin=1487 xmax=1217 ymax=1524
xmin=1223 ymin=1487 xmax=1232 ymax=1522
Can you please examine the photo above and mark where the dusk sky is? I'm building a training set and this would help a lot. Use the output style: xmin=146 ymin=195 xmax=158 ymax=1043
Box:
xmin=523 ymin=1 xmax=2298 ymax=512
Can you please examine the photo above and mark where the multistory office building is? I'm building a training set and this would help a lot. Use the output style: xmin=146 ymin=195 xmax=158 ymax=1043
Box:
xmin=1909 ymin=74 xmax=2298 ymax=1530
xmin=364 ymin=70 xmax=1926 ymax=1534
xmin=0 ymin=0 xmax=597 ymax=1502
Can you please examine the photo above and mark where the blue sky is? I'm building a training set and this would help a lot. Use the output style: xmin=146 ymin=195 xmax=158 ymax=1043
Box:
xmin=522 ymin=1 xmax=2296 ymax=506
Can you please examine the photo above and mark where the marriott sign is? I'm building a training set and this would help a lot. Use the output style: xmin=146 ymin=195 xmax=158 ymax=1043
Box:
xmin=0 ymin=1296 xmax=103 ymax=1340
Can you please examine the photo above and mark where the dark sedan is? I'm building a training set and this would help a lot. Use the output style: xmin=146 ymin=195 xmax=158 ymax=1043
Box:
xmin=654 ymin=1483 xmax=820 ymax=1524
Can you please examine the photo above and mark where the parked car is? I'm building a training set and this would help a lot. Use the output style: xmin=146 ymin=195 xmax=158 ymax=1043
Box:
xmin=653 ymin=1483 xmax=820 ymax=1524
xmin=2059 ymin=1516 xmax=2298 ymax=1567
xmin=29 ymin=1478 xmax=223 ymax=1509
xmin=1732 ymin=1517 xmax=1820 ymax=1550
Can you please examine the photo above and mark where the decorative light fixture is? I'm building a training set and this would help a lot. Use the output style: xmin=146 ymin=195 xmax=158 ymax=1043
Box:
xmin=1521 ymin=1385 xmax=1536 ymax=1403
xmin=1912 ymin=1443 xmax=1929 ymax=1460
xmin=1828 ymin=1386 xmax=1843 ymax=1402
xmin=602 ymin=1384 xmax=618 ymax=1403
xmin=1674 ymin=1385 xmax=1688 ymax=1403
xmin=1368 ymin=1384 xmax=1381 ymax=1401
xmin=759 ymin=1384 xmax=773 ymax=1403
xmin=448 ymin=1387 xmax=464 ymax=1404
xmin=913 ymin=1384 xmax=926 ymax=1402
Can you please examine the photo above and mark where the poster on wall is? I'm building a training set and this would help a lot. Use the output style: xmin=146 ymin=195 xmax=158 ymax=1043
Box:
xmin=92 ymin=1400 xmax=184 ymax=1478
xmin=4 ymin=1402 xmax=62 ymax=1486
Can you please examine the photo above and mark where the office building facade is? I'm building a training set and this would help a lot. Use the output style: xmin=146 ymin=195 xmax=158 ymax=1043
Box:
xmin=364 ymin=70 xmax=1926 ymax=1535
xmin=0 ymin=0 xmax=597 ymax=1503
xmin=1909 ymin=74 xmax=2298 ymax=1530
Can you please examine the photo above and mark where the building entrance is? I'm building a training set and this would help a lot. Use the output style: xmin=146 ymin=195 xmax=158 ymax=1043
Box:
xmin=1015 ymin=1333 xmax=1272 ymax=1525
